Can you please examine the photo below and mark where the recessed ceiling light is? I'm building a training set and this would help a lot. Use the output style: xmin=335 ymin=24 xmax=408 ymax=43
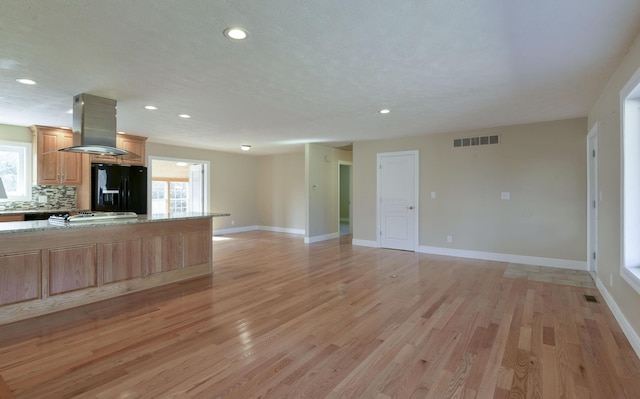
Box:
xmin=240 ymin=144 xmax=251 ymax=151
xmin=60 ymin=126 xmax=70 ymax=130
xmin=16 ymin=78 xmax=36 ymax=85
xmin=117 ymin=131 xmax=126 ymax=135
xmin=178 ymin=114 xmax=191 ymax=119
xmin=66 ymin=109 xmax=73 ymax=114
xmin=176 ymin=162 xmax=188 ymax=167
xmin=144 ymin=105 xmax=158 ymax=110
xmin=224 ymin=27 xmax=248 ymax=40
xmin=379 ymin=109 xmax=390 ymax=114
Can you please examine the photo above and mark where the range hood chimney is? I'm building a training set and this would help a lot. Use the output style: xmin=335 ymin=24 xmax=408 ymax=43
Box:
xmin=59 ymin=93 xmax=132 ymax=157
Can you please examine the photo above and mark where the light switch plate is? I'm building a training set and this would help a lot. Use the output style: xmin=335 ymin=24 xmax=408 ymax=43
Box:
xmin=431 ymin=192 xmax=436 ymax=199
xmin=501 ymin=192 xmax=510 ymax=200
xmin=38 ymin=195 xmax=47 ymax=203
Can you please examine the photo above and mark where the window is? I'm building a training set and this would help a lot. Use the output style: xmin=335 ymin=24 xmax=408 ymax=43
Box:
xmin=151 ymin=181 xmax=168 ymax=214
xmin=0 ymin=141 xmax=31 ymax=201
xmin=151 ymin=179 xmax=189 ymax=215
xmin=621 ymin=66 xmax=640 ymax=294
xmin=170 ymin=182 xmax=188 ymax=214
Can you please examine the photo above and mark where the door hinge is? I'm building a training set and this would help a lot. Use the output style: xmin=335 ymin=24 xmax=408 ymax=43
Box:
xmin=379 ymin=164 xmax=382 ymax=170
xmin=593 ymin=200 xmax=596 ymax=209
xmin=593 ymin=252 xmax=596 ymax=260
xmin=592 ymin=149 xmax=596 ymax=158
xmin=380 ymin=230 xmax=382 ymax=236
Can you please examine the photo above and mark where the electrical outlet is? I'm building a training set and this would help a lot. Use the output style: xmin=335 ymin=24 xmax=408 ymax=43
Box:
xmin=38 ymin=195 xmax=47 ymax=204
xmin=501 ymin=192 xmax=510 ymax=200
xmin=431 ymin=192 xmax=436 ymax=199
xmin=447 ymin=235 xmax=452 ymax=243
xmin=231 ymin=220 xmax=235 ymax=226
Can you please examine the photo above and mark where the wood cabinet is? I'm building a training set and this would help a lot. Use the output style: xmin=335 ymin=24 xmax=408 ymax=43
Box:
xmin=101 ymin=239 xmax=143 ymax=284
xmin=0 ymin=251 xmax=40 ymax=305
xmin=90 ymin=134 xmax=147 ymax=166
xmin=0 ymin=216 xmax=213 ymax=325
xmin=47 ymin=245 xmax=97 ymax=295
xmin=0 ymin=214 xmax=25 ymax=222
xmin=31 ymin=126 xmax=82 ymax=185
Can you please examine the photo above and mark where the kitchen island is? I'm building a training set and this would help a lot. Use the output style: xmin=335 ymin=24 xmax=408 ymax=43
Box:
xmin=0 ymin=212 xmax=229 ymax=325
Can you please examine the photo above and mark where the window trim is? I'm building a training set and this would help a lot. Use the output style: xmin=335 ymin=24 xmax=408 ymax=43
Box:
xmin=0 ymin=140 xmax=32 ymax=202
xmin=620 ymin=64 xmax=640 ymax=295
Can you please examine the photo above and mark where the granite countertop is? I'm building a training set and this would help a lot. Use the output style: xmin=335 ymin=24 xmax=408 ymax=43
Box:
xmin=0 ymin=212 xmax=230 ymax=234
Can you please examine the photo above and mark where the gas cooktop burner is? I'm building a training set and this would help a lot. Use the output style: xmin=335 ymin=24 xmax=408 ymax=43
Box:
xmin=48 ymin=211 xmax=138 ymax=223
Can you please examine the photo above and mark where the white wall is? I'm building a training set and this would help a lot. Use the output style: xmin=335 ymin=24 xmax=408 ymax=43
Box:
xmin=353 ymin=118 xmax=587 ymax=264
xmin=588 ymin=28 xmax=640 ymax=353
xmin=257 ymin=152 xmax=305 ymax=233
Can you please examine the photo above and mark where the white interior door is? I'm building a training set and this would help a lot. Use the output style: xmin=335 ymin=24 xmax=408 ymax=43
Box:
xmin=587 ymin=127 xmax=598 ymax=275
xmin=378 ymin=151 xmax=419 ymax=251
xmin=189 ymin=163 xmax=204 ymax=213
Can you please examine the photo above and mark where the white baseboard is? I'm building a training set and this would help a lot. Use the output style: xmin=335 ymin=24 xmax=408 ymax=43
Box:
xmin=304 ymin=232 xmax=339 ymax=244
xmin=258 ymin=225 xmax=305 ymax=235
xmin=596 ymin=277 xmax=640 ymax=359
xmin=215 ymin=225 xmax=305 ymax=236
xmin=418 ymin=246 xmax=587 ymax=270
xmin=352 ymin=239 xmax=378 ymax=248
xmin=214 ymin=225 xmax=258 ymax=235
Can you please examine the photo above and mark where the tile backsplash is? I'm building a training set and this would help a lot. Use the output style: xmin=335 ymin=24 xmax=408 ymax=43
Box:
xmin=0 ymin=185 xmax=76 ymax=211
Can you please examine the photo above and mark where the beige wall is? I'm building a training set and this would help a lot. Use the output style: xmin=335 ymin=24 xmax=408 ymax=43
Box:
xmin=353 ymin=117 xmax=587 ymax=260
xmin=257 ymin=152 xmax=305 ymax=231
xmin=146 ymin=142 xmax=259 ymax=231
xmin=305 ymin=143 xmax=352 ymax=238
xmin=588 ymin=30 xmax=640 ymax=342
xmin=0 ymin=124 xmax=31 ymax=142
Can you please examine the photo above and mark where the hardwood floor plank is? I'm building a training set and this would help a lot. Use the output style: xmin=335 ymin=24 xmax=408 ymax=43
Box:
xmin=0 ymin=231 xmax=639 ymax=398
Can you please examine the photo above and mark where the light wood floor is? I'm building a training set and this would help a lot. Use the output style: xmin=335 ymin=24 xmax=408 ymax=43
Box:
xmin=1 ymin=231 xmax=640 ymax=398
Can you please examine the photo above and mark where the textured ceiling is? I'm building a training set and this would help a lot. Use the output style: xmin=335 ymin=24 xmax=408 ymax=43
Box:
xmin=1 ymin=1 xmax=640 ymax=155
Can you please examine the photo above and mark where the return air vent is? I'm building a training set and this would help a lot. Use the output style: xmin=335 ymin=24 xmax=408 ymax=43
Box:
xmin=453 ymin=134 xmax=500 ymax=148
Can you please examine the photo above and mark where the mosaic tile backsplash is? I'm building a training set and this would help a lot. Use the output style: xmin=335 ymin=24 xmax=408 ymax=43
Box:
xmin=0 ymin=185 xmax=76 ymax=211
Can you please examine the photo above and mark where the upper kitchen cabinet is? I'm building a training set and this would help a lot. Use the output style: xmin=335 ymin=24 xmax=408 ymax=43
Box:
xmin=118 ymin=134 xmax=147 ymax=166
xmin=31 ymin=126 xmax=82 ymax=185
xmin=90 ymin=134 xmax=147 ymax=166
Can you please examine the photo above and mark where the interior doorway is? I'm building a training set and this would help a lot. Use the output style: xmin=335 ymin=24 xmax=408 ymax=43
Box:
xmin=338 ymin=162 xmax=352 ymax=236
xmin=148 ymin=157 xmax=209 ymax=215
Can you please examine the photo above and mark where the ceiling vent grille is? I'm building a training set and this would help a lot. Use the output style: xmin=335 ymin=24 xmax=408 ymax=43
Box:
xmin=453 ymin=134 xmax=500 ymax=148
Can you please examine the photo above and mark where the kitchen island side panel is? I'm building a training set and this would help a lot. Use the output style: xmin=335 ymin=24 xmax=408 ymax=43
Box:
xmin=0 ymin=215 xmax=215 ymax=325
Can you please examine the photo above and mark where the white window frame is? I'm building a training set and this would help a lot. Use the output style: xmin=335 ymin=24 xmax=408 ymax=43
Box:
xmin=620 ymin=65 xmax=640 ymax=294
xmin=0 ymin=141 xmax=32 ymax=201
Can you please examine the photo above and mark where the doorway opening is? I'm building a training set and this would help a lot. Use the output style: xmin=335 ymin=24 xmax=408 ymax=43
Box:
xmin=339 ymin=162 xmax=352 ymax=236
xmin=148 ymin=157 xmax=209 ymax=215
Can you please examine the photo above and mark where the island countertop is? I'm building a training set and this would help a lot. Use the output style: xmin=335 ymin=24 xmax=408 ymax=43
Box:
xmin=0 ymin=212 xmax=230 ymax=234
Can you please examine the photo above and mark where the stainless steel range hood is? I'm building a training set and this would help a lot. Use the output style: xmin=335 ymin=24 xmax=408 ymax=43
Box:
xmin=58 ymin=93 xmax=133 ymax=157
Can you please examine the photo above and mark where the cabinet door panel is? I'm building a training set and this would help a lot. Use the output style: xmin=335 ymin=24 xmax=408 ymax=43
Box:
xmin=0 ymin=251 xmax=40 ymax=305
xmin=59 ymin=133 xmax=82 ymax=184
xmin=39 ymin=131 xmax=60 ymax=184
xmin=183 ymin=230 xmax=211 ymax=268
xmin=118 ymin=136 xmax=146 ymax=166
xmin=49 ymin=245 xmax=96 ymax=295
xmin=143 ymin=234 xmax=183 ymax=275
xmin=102 ymin=239 xmax=142 ymax=284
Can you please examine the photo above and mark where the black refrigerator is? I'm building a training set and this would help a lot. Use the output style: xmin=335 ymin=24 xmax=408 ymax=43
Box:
xmin=91 ymin=164 xmax=148 ymax=214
